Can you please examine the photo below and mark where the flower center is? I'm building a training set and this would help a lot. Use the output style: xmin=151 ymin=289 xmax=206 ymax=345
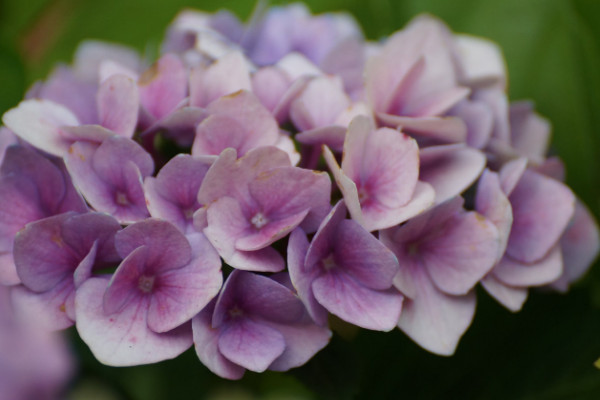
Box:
xmin=229 ymin=305 xmax=244 ymax=318
xmin=358 ymin=186 xmax=370 ymax=206
xmin=183 ymin=207 xmax=195 ymax=220
xmin=138 ymin=275 xmax=155 ymax=293
xmin=251 ymin=212 xmax=269 ymax=229
xmin=321 ymin=254 xmax=337 ymax=271
xmin=115 ymin=191 xmax=129 ymax=205
xmin=407 ymin=242 xmax=420 ymax=256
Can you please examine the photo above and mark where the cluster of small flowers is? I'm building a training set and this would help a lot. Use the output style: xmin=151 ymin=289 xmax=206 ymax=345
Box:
xmin=1 ymin=3 xmax=598 ymax=381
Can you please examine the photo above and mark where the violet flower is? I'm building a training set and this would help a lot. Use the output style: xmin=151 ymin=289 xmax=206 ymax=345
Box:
xmin=380 ymin=197 xmax=500 ymax=355
xmin=288 ymin=202 xmax=403 ymax=331
xmin=11 ymin=212 xmax=121 ymax=330
xmin=197 ymin=146 xmax=331 ymax=272
xmin=192 ymin=270 xmax=331 ymax=379
xmin=0 ymin=145 xmax=87 ymax=285
xmin=75 ymin=219 xmax=222 ymax=366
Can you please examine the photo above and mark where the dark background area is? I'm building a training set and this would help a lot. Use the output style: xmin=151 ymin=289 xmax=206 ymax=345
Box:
xmin=1 ymin=0 xmax=599 ymax=398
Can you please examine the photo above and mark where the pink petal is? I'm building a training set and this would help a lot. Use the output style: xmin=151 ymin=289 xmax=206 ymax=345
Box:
xmin=290 ymin=76 xmax=350 ymax=131
xmin=76 ymin=277 xmax=193 ymax=366
xmin=138 ymin=54 xmax=187 ymax=120
xmin=189 ymin=51 xmax=252 ymax=108
xmin=97 ymin=74 xmax=139 ymax=138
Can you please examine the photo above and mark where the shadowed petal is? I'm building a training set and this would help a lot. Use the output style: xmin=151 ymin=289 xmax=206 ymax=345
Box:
xmin=494 ymin=246 xmax=563 ymax=287
xmin=507 ymin=170 xmax=575 ymax=263
xmin=480 ymin=274 xmax=528 ymax=312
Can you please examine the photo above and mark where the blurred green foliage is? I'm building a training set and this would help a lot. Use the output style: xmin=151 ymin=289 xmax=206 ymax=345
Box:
xmin=1 ymin=0 xmax=599 ymax=399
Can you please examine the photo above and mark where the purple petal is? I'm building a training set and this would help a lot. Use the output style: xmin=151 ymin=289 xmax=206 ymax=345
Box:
xmin=419 ymin=144 xmax=485 ymax=205
xmin=509 ymin=101 xmax=550 ymax=161
xmin=144 ymin=154 xmax=214 ymax=232
xmin=247 ymin=166 xmax=331 ymax=233
xmin=204 ymin=197 xmax=284 ymax=272
xmin=192 ymin=304 xmax=245 ymax=380
xmin=147 ymin=235 xmax=222 ymax=333
xmin=312 ymin=270 xmax=403 ymax=331
xmin=267 ymin=320 xmax=331 ymax=371
xmin=333 ymin=219 xmax=399 ymax=290
xmin=14 ymin=213 xmax=78 ymax=292
xmin=475 ymin=169 xmax=513 ymax=258
xmin=498 ymin=157 xmax=527 ymax=195
xmin=142 ymin=107 xmax=208 ymax=147
xmin=448 ymin=99 xmax=493 ymax=149
xmin=76 ymin=276 xmax=193 ymax=366
xmin=507 ymin=170 xmax=575 ymax=263
xmin=115 ymin=219 xmax=191 ymax=269
xmin=342 ymin=118 xmax=419 ymax=210
xmin=420 ymin=211 xmax=500 ymax=295
xmin=287 ymin=228 xmax=328 ymax=325
xmin=218 ymin=318 xmax=285 ymax=372
xmin=193 ymin=90 xmax=280 ymax=157
xmin=103 ymin=245 xmax=147 ymax=315
xmin=198 ymin=147 xmax=291 ymax=207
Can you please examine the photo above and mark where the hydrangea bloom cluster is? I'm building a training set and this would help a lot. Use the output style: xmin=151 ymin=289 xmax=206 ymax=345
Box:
xmin=1 ymin=3 xmax=598 ymax=380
